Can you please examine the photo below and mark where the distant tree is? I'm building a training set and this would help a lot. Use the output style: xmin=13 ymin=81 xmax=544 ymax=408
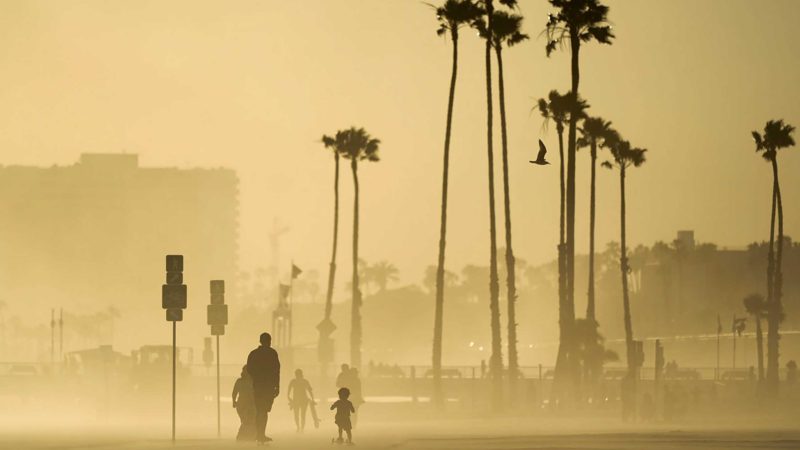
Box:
xmin=368 ymin=261 xmax=399 ymax=292
xmin=752 ymin=119 xmax=795 ymax=395
xmin=577 ymin=116 xmax=614 ymax=320
xmin=336 ymin=127 xmax=381 ymax=369
xmin=743 ymin=293 xmax=767 ymax=383
xmin=429 ymin=0 xmax=483 ymax=408
xmin=602 ymin=133 xmax=647 ymax=408
xmin=545 ymin=0 xmax=614 ymax=400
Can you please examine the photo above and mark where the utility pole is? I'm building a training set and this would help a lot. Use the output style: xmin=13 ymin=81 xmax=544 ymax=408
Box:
xmin=162 ymin=255 xmax=187 ymax=443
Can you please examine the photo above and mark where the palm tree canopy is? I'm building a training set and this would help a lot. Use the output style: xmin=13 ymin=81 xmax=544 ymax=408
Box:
xmin=577 ymin=116 xmax=613 ymax=150
xmin=545 ymin=0 xmax=614 ymax=56
xmin=537 ymin=90 xmax=588 ymax=129
xmin=474 ymin=10 xmax=528 ymax=48
xmin=752 ymin=119 xmax=796 ymax=161
xmin=743 ymin=293 xmax=767 ymax=316
xmin=322 ymin=130 xmax=347 ymax=154
xmin=336 ymin=127 xmax=381 ymax=162
xmin=605 ymin=136 xmax=646 ymax=169
xmin=431 ymin=0 xmax=483 ymax=38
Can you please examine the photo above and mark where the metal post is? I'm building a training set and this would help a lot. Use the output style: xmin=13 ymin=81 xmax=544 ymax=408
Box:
xmin=716 ymin=325 xmax=720 ymax=380
xmin=59 ymin=308 xmax=63 ymax=362
xmin=172 ymin=320 xmax=176 ymax=444
xmin=50 ymin=309 xmax=55 ymax=366
xmin=216 ymin=335 xmax=220 ymax=438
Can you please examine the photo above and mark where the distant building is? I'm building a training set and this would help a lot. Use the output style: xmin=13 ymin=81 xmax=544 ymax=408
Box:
xmin=0 ymin=154 xmax=239 ymax=315
xmin=636 ymin=231 xmax=799 ymax=336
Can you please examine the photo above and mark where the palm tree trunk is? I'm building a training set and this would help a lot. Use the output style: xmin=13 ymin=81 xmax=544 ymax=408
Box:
xmin=484 ymin=0 xmax=503 ymax=411
xmin=587 ymin=143 xmax=597 ymax=321
xmin=318 ymin=152 xmax=340 ymax=376
xmin=495 ymin=45 xmax=518 ymax=402
xmin=620 ymin=166 xmax=634 ymax=374
xmin=325 ymin=154 xmax=340 ymax=321
xmin=350 ymin=159 xmax=362 ymax=369
xmin=565 ymin=33 xmax=581 ymax=392
xmin=766 ymin=158 xmax=783 ymax=395
xmin=552 ymin=123 xmax=568 ymax=404
xmin=432 ymin=29 xmax=460 ymax=409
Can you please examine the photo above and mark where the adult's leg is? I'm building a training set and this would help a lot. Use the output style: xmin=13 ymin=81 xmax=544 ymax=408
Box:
xmin=254 ymin=389 xmax=268 ymax=442
xmin=293 ymin=404 xmax=300 ymax=430
xmin=300 ymin=402 xmax=308 ymax=430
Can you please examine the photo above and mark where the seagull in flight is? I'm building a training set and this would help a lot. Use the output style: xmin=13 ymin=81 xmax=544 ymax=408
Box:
xmin=530 ymin=139 xmax=550 ymax=165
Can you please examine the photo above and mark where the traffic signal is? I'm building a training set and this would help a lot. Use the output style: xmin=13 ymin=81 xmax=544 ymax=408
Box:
xmin=208 ymin=280 xmax=227 ymax=336
xmin=163 ymin=255 xmax=187 ymax=322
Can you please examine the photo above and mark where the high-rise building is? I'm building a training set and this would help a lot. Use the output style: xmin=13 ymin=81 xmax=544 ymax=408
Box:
xmin=0 ymin=154 xmax=239 ymax=319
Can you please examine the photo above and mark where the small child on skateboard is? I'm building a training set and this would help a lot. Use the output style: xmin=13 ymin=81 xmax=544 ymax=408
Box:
xmin=330 ymin=387 xmax=356 ymax=444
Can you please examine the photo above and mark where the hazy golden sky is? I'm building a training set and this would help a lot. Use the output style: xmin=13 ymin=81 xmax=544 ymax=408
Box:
xmin=1 ymin=0 xmax=798 ymax=286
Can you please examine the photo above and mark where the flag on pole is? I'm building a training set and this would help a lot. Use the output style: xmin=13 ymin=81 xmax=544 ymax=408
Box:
xmin=291 ymin=264 xmax=303 ymax=279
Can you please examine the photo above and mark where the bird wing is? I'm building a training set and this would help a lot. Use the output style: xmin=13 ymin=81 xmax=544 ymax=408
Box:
xmin=537 ymin=139 xmax=547 ymax=160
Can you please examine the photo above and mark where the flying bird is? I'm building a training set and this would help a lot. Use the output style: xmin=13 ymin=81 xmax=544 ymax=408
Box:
xmin=530 ymin=139 xmax=550 ymax=165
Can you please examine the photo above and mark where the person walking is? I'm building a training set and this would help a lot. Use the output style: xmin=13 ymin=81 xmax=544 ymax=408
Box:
xmin=287 ymin=368 xmax=316 ymax=432
xmin=247 ymin=332 xmax=280 ymax=444
xmin=231 ymin=365 xmax=256 ymax=441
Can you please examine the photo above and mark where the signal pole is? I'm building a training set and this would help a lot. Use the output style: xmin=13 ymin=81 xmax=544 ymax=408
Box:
xmin=162 ymin=255 xmax=187 ymax=443
xmin=208 ymin=280 xmax=228 ymax=438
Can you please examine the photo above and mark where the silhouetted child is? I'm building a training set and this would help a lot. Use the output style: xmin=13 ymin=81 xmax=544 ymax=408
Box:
xmin=331 ymin=387 xmax=355 ymax=444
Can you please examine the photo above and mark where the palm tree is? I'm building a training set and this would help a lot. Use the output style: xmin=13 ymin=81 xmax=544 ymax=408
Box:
xmin=536 ymin=90 xmax=587 ymax=400
xmin=336 ymin=127 xmax=381 ymax=369
xmin=429 ymin=0 xmax=482 ymax=409
xmin=473 ymin=0 xmax=519 ymax=410
xmin=743 ymin=293 xmax=766 ymax=383
xmin=317 ymin=131 xmax=345 ymax=375
xmin=368 ymin=261 xmax=399 ymax=292
xmin=752 ymin=119 xmax=795 ymax=395
xmin=545 ymin=0 xmax=613 ymax=394
xmin=603 ymin=134 xmax=646 ymax=397
xmin=477 ymin=7 xmax=528 ymax=401
xmin=577 ymin=116 xmax=613 ymax=322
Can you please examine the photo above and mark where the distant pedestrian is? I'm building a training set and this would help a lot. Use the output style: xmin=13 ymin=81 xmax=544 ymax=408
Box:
xmin=231 ymin=365 xmax=256 ymax=441
xmin=247 ymin=332 xmax=280 ymax=444
xmin=331 ymin=387 xmax=356 ymax=444
xmin=288 ymin=369 xmax=316 ymax=432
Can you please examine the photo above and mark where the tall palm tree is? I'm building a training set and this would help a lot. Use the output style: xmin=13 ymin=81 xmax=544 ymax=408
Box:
xmin=317 ymin=131 xmax=345 ymax=375
xmin=536 ymin=90 xmax=586 ymax=399
xmin=473 ymin=0 xmax=519 ymax=410
xmin=478 ymin=8 xmax=528 ymax=401
xmin=545 ymin=0 xmax=613 ymax=393
xmin=603 ymin=134 xmax=646 ymax=399
xmin=743 ymin=293 xmax=766 ymax=383
xmin=337 ymin=127 xmax=381 ymax=369
xmin=752 ymin=119 xmax=795 ymax=395
xmin=577 ymin=116 xmax=613 ymax=321
xmin=429 ymin=0 xmax=482 ymax=409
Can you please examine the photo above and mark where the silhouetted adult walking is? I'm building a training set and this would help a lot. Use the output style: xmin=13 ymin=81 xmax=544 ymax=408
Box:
xmin=247 ymin=332 xmax=280 ymax=444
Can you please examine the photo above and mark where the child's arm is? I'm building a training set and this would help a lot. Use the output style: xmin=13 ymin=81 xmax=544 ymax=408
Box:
xmin=330 ymin=400 xmax=338 ymax=411
xmin=349 ymin=401 xmax=355 ymax=413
